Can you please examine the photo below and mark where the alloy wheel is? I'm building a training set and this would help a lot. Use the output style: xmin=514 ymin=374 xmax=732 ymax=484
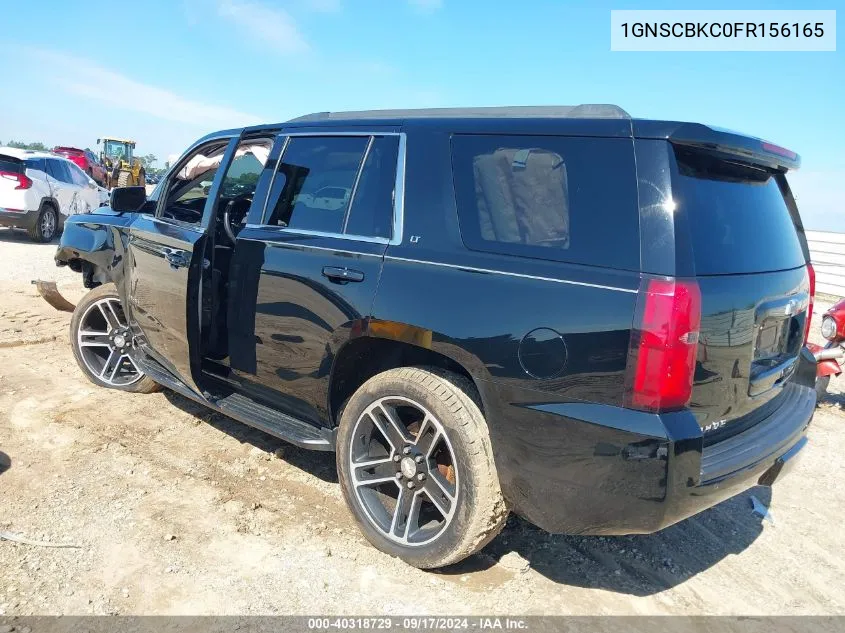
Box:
xmin=41 ymin=211 xmax=56 ymax=240
xmin=76 ymin=297 xmax=143 ymax=387
xmin=348 ymin=396 xmax=459 ymax=547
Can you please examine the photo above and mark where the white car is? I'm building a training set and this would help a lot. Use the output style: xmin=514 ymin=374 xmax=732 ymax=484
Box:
xmin=0 ymin=147 xmax=110 ymax=242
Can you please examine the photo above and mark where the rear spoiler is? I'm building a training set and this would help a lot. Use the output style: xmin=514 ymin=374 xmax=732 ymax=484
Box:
xmin=633 ymin=120 xmax=801 ymax=172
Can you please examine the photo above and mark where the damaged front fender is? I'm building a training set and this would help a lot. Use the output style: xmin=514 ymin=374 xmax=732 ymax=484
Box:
xmin=55 ymin=209 xmax=135 ymax=289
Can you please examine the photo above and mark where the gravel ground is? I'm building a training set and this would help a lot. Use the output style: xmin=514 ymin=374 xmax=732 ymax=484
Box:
xmin=0 ymin=231 xmax=80 ymax=285
xmin=1 ymin=231 xmax=844 ymax=616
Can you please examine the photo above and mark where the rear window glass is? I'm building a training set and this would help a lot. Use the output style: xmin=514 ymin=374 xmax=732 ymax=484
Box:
xmin=451 ymin=134 xmax=639 ymax=270
xmin=672 ymin=147 xmax=805 ymax=275
xmin=0 ymin=155 xmax=22 ymax=173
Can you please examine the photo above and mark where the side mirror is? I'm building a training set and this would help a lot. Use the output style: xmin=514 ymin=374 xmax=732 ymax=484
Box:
xmin=110 ymin=186 xmax=147 ymax=213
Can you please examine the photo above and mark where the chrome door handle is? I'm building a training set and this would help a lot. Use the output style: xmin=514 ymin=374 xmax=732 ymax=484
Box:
xmin=322 ymin=266 xmax=364 ymax=283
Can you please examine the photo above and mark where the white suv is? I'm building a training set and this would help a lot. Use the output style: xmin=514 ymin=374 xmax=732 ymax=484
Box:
xmin=0 ymin=147 xmax=109 ymax=242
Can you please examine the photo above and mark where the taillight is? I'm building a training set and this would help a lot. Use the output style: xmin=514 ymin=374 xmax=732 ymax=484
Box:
xmin=761 ymin=141 xmax=798 ymax=161
xmin=805 ymin=263 xmax=815 ymax=343
xmin=624 ymin=276 xmax=702 ymax=413
xmin=0 ymin=170 xmax=32 ymax=190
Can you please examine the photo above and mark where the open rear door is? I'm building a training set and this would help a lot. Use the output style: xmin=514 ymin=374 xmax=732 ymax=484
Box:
xmin=123 ymin=136 xmax=237 ymax=392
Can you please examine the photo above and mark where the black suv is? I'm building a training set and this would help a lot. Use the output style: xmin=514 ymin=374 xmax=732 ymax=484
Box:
xmin=56 ymin=105 xmax=816 ymax=569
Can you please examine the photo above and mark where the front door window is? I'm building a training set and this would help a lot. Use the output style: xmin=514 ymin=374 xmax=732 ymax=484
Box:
xmin=215 ymin=139 xmax=273 ymax=235
xmin=158 ymin=141 xmax=229 ymax=225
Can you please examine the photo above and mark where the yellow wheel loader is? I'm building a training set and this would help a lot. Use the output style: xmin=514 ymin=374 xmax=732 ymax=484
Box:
xmin=97 ymin=137 xmax=145 ymax=189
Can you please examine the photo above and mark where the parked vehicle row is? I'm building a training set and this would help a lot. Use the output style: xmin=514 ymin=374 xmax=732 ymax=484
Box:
xmin=52 ymin=146 xmax=107 ymax=185
xmin=0 ymin=147 xmax=110 ymax=241
xmin=53 ymin=139 xmax=152 ymax=190
xmin=55 ymin=105 xmax=816 ymax=569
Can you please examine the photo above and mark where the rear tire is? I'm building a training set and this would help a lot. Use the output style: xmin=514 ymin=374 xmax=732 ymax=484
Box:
xmin=336 ymin=367 xmax=508 ymax=569
xmin=70 ymin=283 xmax=160 ymax=393
xmin=28 ymin=205 xmax=57 ymax=242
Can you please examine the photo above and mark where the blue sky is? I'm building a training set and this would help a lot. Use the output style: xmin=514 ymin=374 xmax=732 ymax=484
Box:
xmin=1 ymin=0 xmax=842 ymax=229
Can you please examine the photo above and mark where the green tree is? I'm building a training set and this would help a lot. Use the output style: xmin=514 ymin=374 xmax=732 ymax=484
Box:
xmin=138 ymin=153 xmax=158 ymax=169
xmin=7 ymin=140 xmax=48 ymax=151
xmin=238 ymin=171 xmax=260 ymax=186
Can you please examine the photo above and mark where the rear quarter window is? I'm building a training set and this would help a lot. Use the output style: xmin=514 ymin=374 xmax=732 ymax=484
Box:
xmin=25 ymin=158 xmax=46 ymax=173
xmin=672 ymin=147 xmax=805 ymax=275
xmin=0 ymin=155 xmax=23 ymax=173
xmin=451 ymin=134 xmax=640 ymax=271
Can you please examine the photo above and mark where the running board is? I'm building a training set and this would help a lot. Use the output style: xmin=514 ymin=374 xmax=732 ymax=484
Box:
xmin=134 ymin=354 xmax=335 ymax=452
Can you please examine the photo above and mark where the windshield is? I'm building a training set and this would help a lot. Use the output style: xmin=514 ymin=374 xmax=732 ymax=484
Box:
xmin=104 ymin=140 xmax=129 ymax=159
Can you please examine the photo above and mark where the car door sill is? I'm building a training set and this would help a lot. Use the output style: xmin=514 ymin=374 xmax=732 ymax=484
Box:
xmin=134 ymin=352 xmax=336 ymax=452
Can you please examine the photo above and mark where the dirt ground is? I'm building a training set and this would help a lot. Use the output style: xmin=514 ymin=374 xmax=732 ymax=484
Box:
xmin=1 ymin=229 xmax=844 ymax=616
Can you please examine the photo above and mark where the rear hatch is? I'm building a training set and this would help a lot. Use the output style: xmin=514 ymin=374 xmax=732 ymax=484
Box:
xmin=670 ymin=142 xmax=810 ymax=443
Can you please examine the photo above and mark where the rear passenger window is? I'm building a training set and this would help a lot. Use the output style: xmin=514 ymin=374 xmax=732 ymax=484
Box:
xmin=264 ymin=135 xmax=398 ymax=239
xmin=57 ymin=161 xmax=75 ymax=184
xmin=344 ymin=136 xmax=399 ymax=239
xmin=47 ymin=159 xmax=70 ymax=183
xmin=451 ymin=135 xmax=639 ymax=270
xmin=265 ymin=136 xmax=369 ymax=234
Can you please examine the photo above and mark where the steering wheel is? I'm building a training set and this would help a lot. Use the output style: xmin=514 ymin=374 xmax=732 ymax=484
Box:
xmin=222 ymin=194 xmax=253 ymax=244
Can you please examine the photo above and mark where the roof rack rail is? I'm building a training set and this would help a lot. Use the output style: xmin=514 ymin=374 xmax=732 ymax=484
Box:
xmin=288 ymin=104 xmax=630 ymax=122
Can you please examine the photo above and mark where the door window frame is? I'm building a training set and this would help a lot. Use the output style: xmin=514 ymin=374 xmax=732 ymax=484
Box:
xmin=153 ymin=134 xmax=239 ymax=231
xmin=247 ymin=131 xmax=406 ymax=246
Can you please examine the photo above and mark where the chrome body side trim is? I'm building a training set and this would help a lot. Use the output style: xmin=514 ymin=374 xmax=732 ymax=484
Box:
xmin=383 ymin=256 xmax=638 ymax=293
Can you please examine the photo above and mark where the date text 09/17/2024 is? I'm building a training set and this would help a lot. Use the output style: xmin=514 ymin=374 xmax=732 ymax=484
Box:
xmin=306 ymin=617 xmax=529 ymax=630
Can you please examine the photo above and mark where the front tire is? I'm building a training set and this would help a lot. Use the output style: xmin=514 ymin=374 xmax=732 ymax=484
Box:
xmin=336 ymin=367 xmax=508 ymax=569
xmin=69 ymin=284 xmax=159 ymax=393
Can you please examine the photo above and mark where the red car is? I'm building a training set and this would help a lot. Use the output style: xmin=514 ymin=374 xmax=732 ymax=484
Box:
xmin=52 ymin=147 xmax=106 ymax=185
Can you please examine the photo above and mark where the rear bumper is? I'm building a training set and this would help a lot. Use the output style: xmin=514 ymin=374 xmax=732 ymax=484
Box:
xmin=479 ymin=378 xmax=814 ymax=535
xmin=0 ymin=208 xmax=39 ymax=230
